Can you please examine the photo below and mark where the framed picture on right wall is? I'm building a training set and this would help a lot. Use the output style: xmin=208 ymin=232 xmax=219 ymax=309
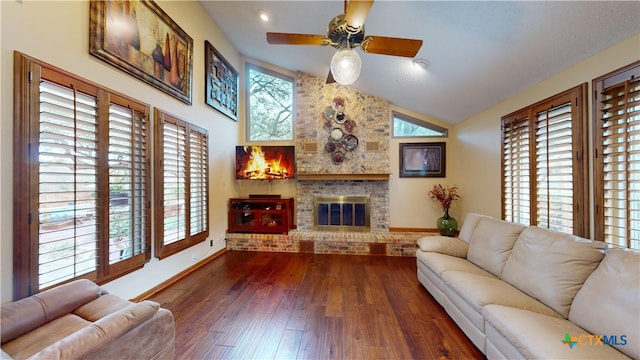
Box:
xmin=399 ymin=142 xmax=446 ymax=178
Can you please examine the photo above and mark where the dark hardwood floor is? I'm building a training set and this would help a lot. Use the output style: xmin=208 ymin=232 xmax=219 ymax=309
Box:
xmin=149 ymin=251 xmax=485 ymax=360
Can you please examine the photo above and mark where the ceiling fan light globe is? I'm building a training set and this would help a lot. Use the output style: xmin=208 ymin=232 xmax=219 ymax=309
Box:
xmin=330 ymin=48 xmax=361 ymax=85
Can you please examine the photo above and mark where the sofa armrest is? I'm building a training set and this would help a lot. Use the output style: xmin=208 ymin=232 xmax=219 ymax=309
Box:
xmin=417 ymin=236 xmax=469 ymax=258
xmin=1 ymin=279 xmax=102 ymax=343
xmin=30 ymin=301 xmax=160 ymax=360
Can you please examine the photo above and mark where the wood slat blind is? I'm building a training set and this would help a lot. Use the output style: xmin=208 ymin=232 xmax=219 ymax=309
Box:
xmin=535 ymin=103 xmax=574 ymax=233
xmin=502 ymin=113 xmax=531 ymax=225
xmin=189 ymin=130 xmax=208 ymax=236
xmin=595 ymin=63 xmax=640 ymax=249
xmin=107 ymin=104 xmax=149 ymax=264
xmin=38 ymin=80 xmax=99 ymax=288
xmin=501 ymin=84 xmax=588 ymax=236
xmin=13 ymin=52 xmax=151 ymax=298
xmin=154 ymin=109 xmax=209 ymax=259
xmin=161 ymin=120 xmax=187 ymax=246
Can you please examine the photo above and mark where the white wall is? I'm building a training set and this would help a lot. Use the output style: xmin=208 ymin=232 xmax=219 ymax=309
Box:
xmin=452 ymin=33 xmax=640 ymax=232
xmin=388 ymin=105 xmax=459 ymax=227
xmin=0 ymin=0 xmax=240 ymax=303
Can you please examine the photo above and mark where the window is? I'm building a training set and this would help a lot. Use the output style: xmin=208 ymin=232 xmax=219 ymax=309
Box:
xmin=593 ymin=61 xmax=640 ymax=250
xmin=13 ymin=52 xmax=150 ymax=299
xmin=246 ymin=63 xmax=294 ymax=141
xmin=501 ymin=84 xmax=588 ymax=237
xmin=154 ymin=109 xmax=209 ymax=259
xmin=393 ymin=112 xmax=448 ymax=137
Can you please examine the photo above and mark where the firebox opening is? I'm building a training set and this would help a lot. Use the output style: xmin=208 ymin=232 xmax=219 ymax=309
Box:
xmin=314 ymin=196 xmax=370 ymax=232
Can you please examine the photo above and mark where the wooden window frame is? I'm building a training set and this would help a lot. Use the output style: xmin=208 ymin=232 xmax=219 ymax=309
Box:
xmin=593 ymin=61 xmax=640 ymax=249
xmin=153 ymin=108 xmax=209 ymax=259
xmin=13 ymin=52 xmax=151 ymax=300
xmin=501 ymin=83 xmax=589 ymax=237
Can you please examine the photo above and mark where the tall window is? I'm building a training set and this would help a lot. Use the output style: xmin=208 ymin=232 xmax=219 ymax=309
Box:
xmin=392 ymin=112 xmax=448 ymax=138
xmin=13 ymin=53 xmax=150 ymax=299
xmin=501 ymin=84 xmax=588 ymax=237
xmin=154 ymin=109 xmax=209 ymax=259
xmin=246 ymin=63 xmax=294 ymax=141
xmin=593 ymin=61 xmax=640 ymax=249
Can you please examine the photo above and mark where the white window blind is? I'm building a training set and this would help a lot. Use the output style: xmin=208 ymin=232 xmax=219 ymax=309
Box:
xmin=535 ymin=103 xmax=574 ymax=233
xmin=38 ymin=80 xmax=99 ymax=288
xmin=161 ymin=120 xmax=187 ymax=246
xmin=189 ymin=130 xmax=208 ymax=236
xmin=108 ymin=104 xmax=149 ymax=263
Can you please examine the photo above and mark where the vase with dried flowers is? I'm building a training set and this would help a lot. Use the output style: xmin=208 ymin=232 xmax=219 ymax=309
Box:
xmin=428 ymin=184 xmax=460 ymax=236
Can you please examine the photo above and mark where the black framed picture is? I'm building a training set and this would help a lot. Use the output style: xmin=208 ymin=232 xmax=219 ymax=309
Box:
xmin=399 ymin=142 xmax=446 ymax=178
xmin=205 ymin=40 xmax=239 ymax=121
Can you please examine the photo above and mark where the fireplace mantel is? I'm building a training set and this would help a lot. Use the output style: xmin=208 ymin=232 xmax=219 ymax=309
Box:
xmin=296 ymin=173 xmax=390 ymax=181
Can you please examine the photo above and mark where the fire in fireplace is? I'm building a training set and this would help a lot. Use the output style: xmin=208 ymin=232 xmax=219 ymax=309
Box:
xmin=235 ymin=145 xmax=296 ymax=180
xmin=314 ymin=196 xmax=370 ymax=232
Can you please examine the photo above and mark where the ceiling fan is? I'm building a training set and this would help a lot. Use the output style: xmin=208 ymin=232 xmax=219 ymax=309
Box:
xmin=266 ymin=0 xmax=423 ymax=85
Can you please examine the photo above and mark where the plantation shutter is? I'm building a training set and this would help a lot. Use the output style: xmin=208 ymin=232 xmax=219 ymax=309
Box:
xmin=107 ymin=103 xmax=149 ymax=265
xmin=38 ymin=80 xmax=99 ymax=288
xmin=14 ymin=53 xmax=151 ymax=298
xmin=502 ymin=112 xmax=531 ymax=225
xmin=189 ymin=128 xmax=208 ymax=236
xmin=154 ymin=109 xmax=209 ymax=259
xmin=594 ymin=62 xmax=640 ymax=249
xmin=501 ymin=84 xmax=587 ymax=236
xmin=535 ymin=103 xmax=574 ymax=233
xmin=161 ymin=119 xmax=187 ymax=246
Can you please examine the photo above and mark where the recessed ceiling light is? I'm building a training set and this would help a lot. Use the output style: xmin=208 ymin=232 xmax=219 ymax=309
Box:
xmin=257 ymin=9 xmax=269 ymax=22
xmin=412 ymin=58 xmax=430 ymax=70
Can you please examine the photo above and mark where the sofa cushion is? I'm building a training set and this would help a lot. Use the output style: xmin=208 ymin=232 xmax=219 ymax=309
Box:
xmin=501 ymin=227 xmax=606 ymax=318
xmin=416 ymin=251 xmax=494 ymax=278
xmin=417 ymin=236 xmax=469 ymax=258
xmin=72 ymin=294 xmax=134 ymax=322
xmin=1 ymin=314 xmax=90 ymax=359
xmin=442 ymin=271 xmax=563 ymax=322
xmin=0 ymin=279 xmax=101 ymax=343
xmin=484 ymin=304 xmax=629 ymax=359
xmin=458 ymin=213 xmax=491 ymax=244
xmin=31 ymin=301 xmax=160 ymax=360
xmin=466 ymin=218 xmax=525 ymax=276
xmin=568 ymin=247 xmax=639 ymax=359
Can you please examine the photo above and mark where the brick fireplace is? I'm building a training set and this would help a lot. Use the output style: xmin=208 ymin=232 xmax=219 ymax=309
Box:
xmin=226 ymin=72 xmax=435 ymax=256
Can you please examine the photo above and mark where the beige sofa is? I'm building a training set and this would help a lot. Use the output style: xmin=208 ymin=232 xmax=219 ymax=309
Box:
xmin=1 ymin=279 xmax=175 ymax=359
xmin=416 ymin=213 xmax=639 ymax=359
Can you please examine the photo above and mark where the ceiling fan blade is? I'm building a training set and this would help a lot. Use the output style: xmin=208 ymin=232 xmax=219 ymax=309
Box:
xmin=344 ymin=0 xmax=374 ymax=30
xmin=266 ymin=32 xmax=329 ymax=46
xmin=361 ymin=36 xmax=423 ymax=57
xmin=326 ymin=70 xmax=336 ymax=84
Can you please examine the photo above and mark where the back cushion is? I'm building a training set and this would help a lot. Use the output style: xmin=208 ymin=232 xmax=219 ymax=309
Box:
xmin=501 ymin=227 xmax=605 ymax=318
xmin=466 ymin=218 xmax=525 ymax=276
xmin=458 ymin=213 xmax=491 ymax=244
xmin=569 ymin=247 xmax=639 ymax=359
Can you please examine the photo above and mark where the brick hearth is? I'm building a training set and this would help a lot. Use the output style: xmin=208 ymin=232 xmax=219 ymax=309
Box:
xmin=226 ymin=230 xmax=436 ymax=257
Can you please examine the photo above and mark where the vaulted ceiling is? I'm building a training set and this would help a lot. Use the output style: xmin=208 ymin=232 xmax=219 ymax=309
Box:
xmin=201 ymin=1 xmax=640 ymax=124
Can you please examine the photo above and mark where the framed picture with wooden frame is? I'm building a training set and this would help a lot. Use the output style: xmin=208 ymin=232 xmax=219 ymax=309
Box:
xmin=89 ymin=0 xmax=193 ymax=104
xmin=204 ymin=40 xmax=239 ymax=121
xmin=399 ymin=142 xmax=446 ymax=178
